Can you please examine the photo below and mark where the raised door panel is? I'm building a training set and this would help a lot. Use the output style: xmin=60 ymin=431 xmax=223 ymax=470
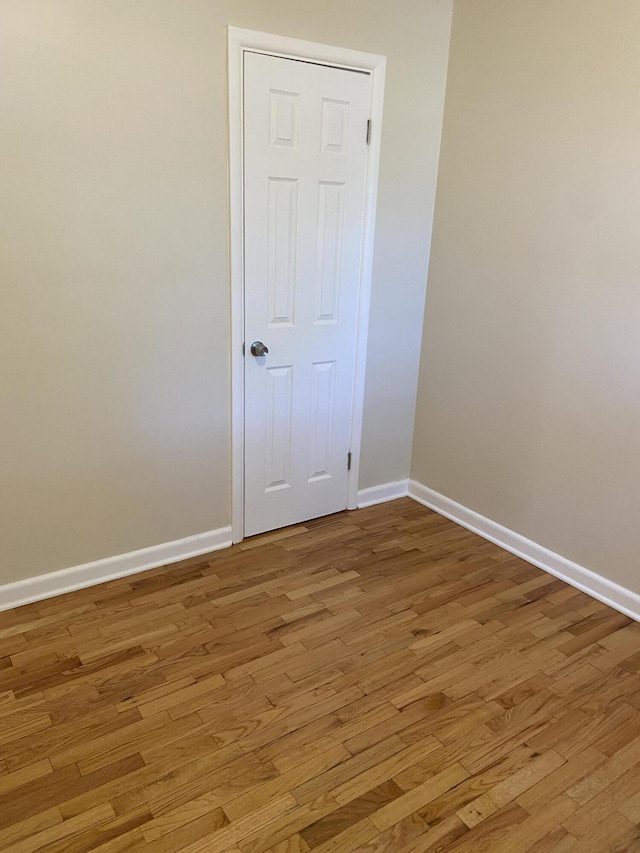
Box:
xmin=269 ymin=90 xmax=299 ymax=149
xmin=267 ymin=178 xmax=298 ymax=327
xmin=265 ymin=365 xmax=294 ymax=492
xmin=321 ymin=98 xmax=350 ymax=154
xmin=308 ymin=361 xmax=336 ymax=482
xmin=314 ymin=182 xmax=345 ymax=325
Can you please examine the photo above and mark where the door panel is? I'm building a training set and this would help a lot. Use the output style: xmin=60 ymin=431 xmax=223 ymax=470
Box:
xmin=243 ymin=51 xmax=372 ymax=536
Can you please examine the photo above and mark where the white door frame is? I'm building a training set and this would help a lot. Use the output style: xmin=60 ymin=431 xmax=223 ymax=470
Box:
xmin=228 ymin=26 xmax=386 ymax=543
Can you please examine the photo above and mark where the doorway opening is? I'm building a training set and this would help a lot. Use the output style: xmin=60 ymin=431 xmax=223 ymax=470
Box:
xmin=228 ymin=27 xmax=386 ymax=542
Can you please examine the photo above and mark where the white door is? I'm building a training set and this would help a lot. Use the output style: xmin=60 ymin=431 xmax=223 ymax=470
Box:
xmin=243 ymin=51 xmax=372 ymax=537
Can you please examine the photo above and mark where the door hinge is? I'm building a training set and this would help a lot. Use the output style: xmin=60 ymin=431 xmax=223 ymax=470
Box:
xmin=242 ymin=342 xmax=245 ymax=356
xmin=347 ymin=451 xmax=352 ymax=471
xmin=366 ymin=119 xmax=372 ymax=145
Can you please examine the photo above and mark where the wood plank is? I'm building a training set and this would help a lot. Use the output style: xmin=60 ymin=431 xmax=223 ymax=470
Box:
xmin=0 ymin=499 xmax=638 ymax=851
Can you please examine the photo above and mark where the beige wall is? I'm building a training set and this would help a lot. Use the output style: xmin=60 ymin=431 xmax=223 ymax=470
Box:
xmin=0 ymin=0 xmax=452 ymax=584
xmin=413 ymin=0 xmax=640 ymax=589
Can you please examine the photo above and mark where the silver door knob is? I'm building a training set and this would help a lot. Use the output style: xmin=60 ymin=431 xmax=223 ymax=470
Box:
xmin=250 ymin=340 xmax=269 ymax=357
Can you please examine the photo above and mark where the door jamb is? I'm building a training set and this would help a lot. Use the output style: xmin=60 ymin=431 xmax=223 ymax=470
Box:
xmin=228 ymin=26 xmax=386 ymax=543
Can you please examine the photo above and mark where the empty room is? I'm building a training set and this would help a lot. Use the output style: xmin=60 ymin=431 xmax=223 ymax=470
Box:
xmin=2 ymin=1 xmax=640 ymax=850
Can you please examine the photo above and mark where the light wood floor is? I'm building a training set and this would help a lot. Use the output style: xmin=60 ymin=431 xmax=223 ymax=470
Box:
xmin=2 ymin=499 xmax=640 ymax=852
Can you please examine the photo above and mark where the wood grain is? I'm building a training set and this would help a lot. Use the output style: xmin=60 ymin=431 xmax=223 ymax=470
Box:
xmin=0 ymin=498 xmax=639 ymax=851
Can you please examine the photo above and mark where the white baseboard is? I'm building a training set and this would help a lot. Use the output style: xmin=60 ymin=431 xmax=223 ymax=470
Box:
xmin=408 ymin=480 xmax=640 ymax=624
xmin=357 ymin=479 xmax=409 ymax=509
xmin=0 ymin=526 xmax=232 ymax=613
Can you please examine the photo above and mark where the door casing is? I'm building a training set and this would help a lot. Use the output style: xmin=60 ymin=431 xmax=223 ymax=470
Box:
xmin=228 ymin=26 xmax=386 ymax=543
